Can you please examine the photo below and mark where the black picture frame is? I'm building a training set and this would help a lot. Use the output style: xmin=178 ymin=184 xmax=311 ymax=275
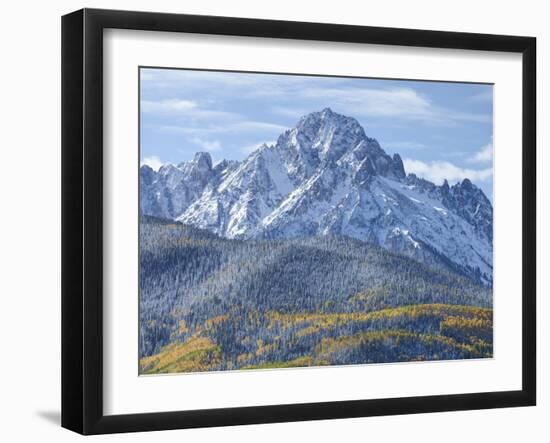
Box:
xmin=61 ymin=8 xmax=536 ymax=435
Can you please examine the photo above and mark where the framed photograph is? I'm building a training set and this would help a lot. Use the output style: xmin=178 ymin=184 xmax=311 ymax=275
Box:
xmin=61 ymin=8 xmax=536 ymax=435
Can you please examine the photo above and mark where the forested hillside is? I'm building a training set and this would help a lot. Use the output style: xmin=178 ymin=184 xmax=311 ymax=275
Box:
xmin=139 ymin=216 xmax=492 ymax=373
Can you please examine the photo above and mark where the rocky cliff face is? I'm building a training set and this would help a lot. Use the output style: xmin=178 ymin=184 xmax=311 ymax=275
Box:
xmin=140 ymin=108 xmax=493 ymax=284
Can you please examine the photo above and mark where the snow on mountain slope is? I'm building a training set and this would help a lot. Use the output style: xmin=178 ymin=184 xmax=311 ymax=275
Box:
xmin=140 ymin=152 xmax=234 ymax=219
xmin=140 ymin=108 xmax=493 ymax=284
xmin=178 ymin=143 xmax=296 ymax=238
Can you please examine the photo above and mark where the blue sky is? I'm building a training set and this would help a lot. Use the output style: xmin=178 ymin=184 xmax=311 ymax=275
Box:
xmin=140 ymin=68 xmax=493 ymax=198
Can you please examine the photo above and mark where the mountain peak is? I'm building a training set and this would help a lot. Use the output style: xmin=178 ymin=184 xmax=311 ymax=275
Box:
xmin=298 ymin=107 xmax=363 ymax=129
xmin=192 ymin=152 xmax=213 ymax=171
xmin=391 ymin=153 xmax=406 ymax=179
xmin=460 ymin=178 xmax=473 ymax=190
xmin=286 ymin=108 xmax=369 ymax=165
xmin=141 ymin=109 xmax=493 ymax=285
xmin=158 ymin=163 xmax=179 ymax=175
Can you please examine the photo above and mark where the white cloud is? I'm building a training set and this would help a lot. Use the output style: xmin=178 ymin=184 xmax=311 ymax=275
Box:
xmin=141 ymin=68 xmax=491 ymax=126
xmin=468 ymin=141 xmax=493 ymax=164
xmin=271 ymin=106 xmax=310 ymax=119
xmin=302 ymin=87 xmax=429 ymax=118
xmin=160 ymin=120 xmax=287 ymax=136
xmin=140 ymin=156 xmax=164 ymax=171
xmin=298 ymin=87 xmax=491 ymax=125
xmin=382 ymin=141 xmax=428 ymax=151
xmin=233 ymin=121 xmax=288 ymax=132
xmin=190 ymin=137 xmax=222 ymax=152
xmin=187 ymin=109 xmax=242 ymax=121
xmin=404 ymin=158 xmax=493 ymax=185
xmin=141 ymin=99 xmax=197 ymax=113
xmin=141 ymin=68 xmax=314 ymax=94
xmin=467 ymin=89 xmax=493 ymax=103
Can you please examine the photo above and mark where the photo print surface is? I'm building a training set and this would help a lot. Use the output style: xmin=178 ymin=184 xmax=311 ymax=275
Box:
xmin=138 ymin=68 xmax=494 ymax=375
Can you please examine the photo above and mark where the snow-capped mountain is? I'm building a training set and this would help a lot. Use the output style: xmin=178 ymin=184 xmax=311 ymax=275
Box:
xmin=140 ymin=108 xmax=493 ymax=284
